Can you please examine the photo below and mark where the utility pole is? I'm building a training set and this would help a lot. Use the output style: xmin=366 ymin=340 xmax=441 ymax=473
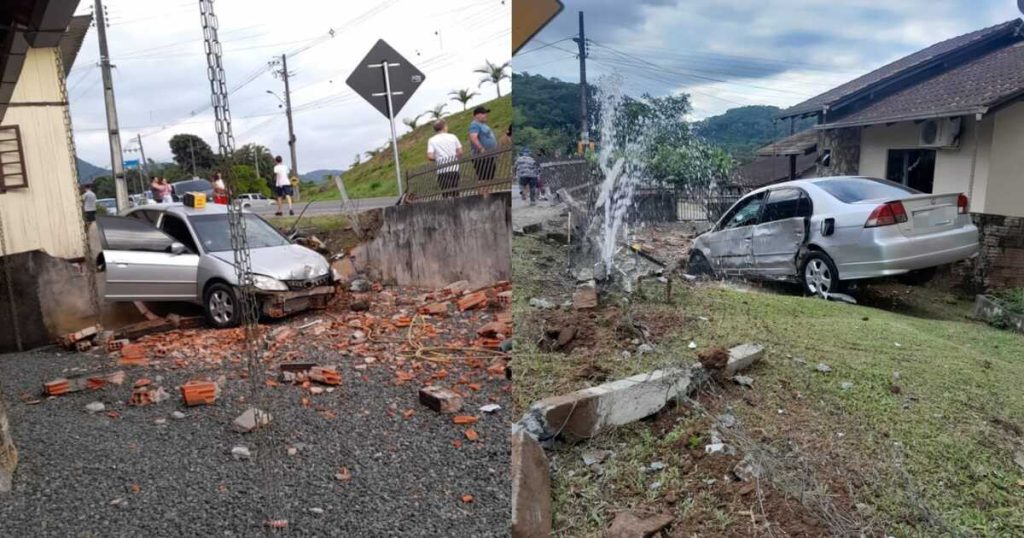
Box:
xmin=573 ymin=10 xmax=589 ymax=152
xmin=274 ymin=54 xmax=299 ymax=200
xmin=136 ymin=134 xmax=149 ymax=184
xmin=253 ymin=144 xmax=260 ymax=181
xmin=94 ymin=0 xmax=128 ymax=211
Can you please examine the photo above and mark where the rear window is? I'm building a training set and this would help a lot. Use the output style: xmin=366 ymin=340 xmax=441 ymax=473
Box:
xmin=173 ymin=179 xmax=212 ymax=193
xmin=814 ymin=177 xmax=919 ymax=203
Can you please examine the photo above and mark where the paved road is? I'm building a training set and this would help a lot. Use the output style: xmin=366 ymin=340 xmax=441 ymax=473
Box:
xmin=248 ymin=197 xmax=399 ymax=217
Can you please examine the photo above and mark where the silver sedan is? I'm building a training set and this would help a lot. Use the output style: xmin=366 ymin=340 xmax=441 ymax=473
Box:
xmin=688 ymin=176 xmax=979 ymax=295
xmin=93 ymin=203 xmax=336 ymax=327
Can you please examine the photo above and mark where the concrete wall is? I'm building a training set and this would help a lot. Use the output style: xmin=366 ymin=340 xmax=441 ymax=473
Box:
xmin=352 ymin=194 xmax=511 ymax=289
xmin=0 ymin=47 xmax=84 ymax=259
xmin=985 ymin=102 xmax=1024 ymax=218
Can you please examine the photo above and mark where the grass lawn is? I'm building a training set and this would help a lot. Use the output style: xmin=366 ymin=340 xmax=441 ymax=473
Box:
xmin=513 ymin=234 xmax=1024 ymax=537
xmin=304 ymin=95 xmax=512 ymax=200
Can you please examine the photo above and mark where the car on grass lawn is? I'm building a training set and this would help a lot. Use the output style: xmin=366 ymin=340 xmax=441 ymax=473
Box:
xmin=687 ymin=176 xmax=979 ymax=296
xmin=92 ymin=203 xmax=336 ymax=328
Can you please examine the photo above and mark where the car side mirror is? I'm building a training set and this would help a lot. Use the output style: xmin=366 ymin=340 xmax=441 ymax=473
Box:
xmin=821 ymin=218 xmax=835 ymax=237
xmin=170 ymin=242 xmax=186 ymax=255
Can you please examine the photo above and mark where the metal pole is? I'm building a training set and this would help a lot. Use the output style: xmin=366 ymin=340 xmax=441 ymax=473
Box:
xmin=575 ymin=11 xmax=589 ymax=149
xmin=382 ymin=61 xmax=404 ymax=198
xmin=94 ymin=0 xmax=127 ymax=211
xmin=189 ymin=138 xmax=196 ymax=177
xmin=282 ymin=54 xmax=299 ymax=199
xmin=253 ymin=144 xmax=260 ymax=181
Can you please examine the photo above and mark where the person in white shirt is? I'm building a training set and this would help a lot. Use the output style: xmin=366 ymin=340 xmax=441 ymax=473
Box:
xmin=82 ymin=184 xmax=97 ymax=227
xmin=426 ymin=120 xmax=463 ymax=195
xmin=272 ymin=155 xmax=293 ymax=216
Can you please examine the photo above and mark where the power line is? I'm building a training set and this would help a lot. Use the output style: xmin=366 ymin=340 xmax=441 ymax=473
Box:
xmin=515 ymin=37 xmax=575 ymax=57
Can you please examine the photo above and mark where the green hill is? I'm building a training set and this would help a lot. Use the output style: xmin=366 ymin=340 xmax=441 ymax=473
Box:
xmin=695 ymin=105 xmax=815 ymax=164
xmin=309 ymin=95 xmax=511 ymax=199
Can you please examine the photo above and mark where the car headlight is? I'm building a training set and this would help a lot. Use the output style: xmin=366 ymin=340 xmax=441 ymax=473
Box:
xmin=251 ymin=274 xmax=288 ymax=291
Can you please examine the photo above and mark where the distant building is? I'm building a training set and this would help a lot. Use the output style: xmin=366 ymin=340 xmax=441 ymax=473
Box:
xmin=772 ymin=19 xmax=1024 ymax=289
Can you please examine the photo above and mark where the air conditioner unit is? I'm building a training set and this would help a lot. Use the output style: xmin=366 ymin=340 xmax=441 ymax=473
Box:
xmin=919 ymin=117 xmax=962 ymax=149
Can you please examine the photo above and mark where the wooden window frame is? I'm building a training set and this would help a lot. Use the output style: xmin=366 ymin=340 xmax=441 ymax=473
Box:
xmin=0 ymin=125 xmax=28 ymax=193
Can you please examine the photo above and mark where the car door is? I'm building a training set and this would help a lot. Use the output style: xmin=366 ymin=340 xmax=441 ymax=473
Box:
xmin=96 ymin=216 xmax=200 ymax=301
xmin=751 ymin=188 xmax=812 ymax=278
xmin=703 ymin=192 xmax=766 ymax=275
xmin=155 ymin=213 xmax=202 ymax=299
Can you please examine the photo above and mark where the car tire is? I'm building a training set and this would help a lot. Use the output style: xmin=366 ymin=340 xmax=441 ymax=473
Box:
xmin=687 ymin=250 xmax=715 ymax=277
xmin=896 ymin=267 xmax=937 ymax=286
xmin=801 ymin=251 xmax=843 ymax=297
xmin=204 ymin=282 xmax=241 ymax=328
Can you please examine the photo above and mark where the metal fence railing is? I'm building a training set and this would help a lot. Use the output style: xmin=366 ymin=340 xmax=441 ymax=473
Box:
xmin=402 ymin=147 xmax=513 ymax=203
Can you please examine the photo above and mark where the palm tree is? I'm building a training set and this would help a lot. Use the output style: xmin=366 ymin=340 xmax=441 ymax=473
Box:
xmin=363 ymin=150 xmax=376 ymax=160
xmin=402 ymin=114 xmax=424 ymax=130
xmin=425 ymin=103 xmax=447 ymax=121
xmin=449 ymin=88 xmax=479 ymax=111
xmin=474 ymin=60 xmax=510 ymax=98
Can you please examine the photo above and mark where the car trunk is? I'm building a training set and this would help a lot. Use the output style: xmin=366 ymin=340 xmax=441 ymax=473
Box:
xmin=894 ymin=193 xmax=961 ymax=237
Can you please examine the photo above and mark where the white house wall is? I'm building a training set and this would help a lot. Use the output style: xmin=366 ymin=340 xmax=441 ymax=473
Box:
xmin=857 ymin=116 xmax=998 ymax=214
xmin=986 ymin=101 xmax=1024 ymax=218
xmin=0 ymin=47 xmax=83 ymax=259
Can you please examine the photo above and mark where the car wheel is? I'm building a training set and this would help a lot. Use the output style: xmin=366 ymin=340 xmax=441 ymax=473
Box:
xmin=896 ymin=267 xmax=937 ymax=286
xmin=802 ymin=251 xmax=842 ymax=297
xmin=204 ymin=283 xmax=241 ymax=328
xmin=687 ymin=250 xmax=714 ymax=277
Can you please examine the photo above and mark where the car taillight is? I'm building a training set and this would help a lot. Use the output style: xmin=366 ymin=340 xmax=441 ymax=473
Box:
xmin=957 ymin=194 xmax=969 ymax=214
xmin=865 ymin=201 xmax=908 ymax=228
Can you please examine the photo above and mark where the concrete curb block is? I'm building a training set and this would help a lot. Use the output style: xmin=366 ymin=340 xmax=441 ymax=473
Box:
xmin=511 ymin=430 xmax=551 ymax=538
xmin=724 ymin=343 xmax=764 ymax=376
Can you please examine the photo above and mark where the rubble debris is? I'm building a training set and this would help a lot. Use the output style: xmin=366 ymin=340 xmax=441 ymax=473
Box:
xmin=480 ymin=404 xmax=501 ymax=414
xmin=464 ymin=428 xmax=479 ymax=441
xmin=457 ymin=291 xmax=489 ymax=312
xmin=582 ymin=450 xmax=611 ymax=466
xmin=477 ymin=321 xmax=511 ymax=338
xmin=349 ymin=278 xmax=372 ymax=293
xmin=572 ymin=280 xmax=599 ymax=310
xmin=117 ymin=344 xmax=149 ymax=367
xmin=116 ymin=318 xmax=175 ymax=340
xmin=106 ymin=339 xmax=130 ymax=353
xmin=444 ymin=280 xmax=470 ymax=295
xmin=171 ymin=411 xmax=186 ymax=420
xmin=697 ymin=347 xmax=730 ymax=370
xmin=232 ymin=408 xmax=272 ymax=433
xmin=231 ymin=446 xmax=251 ymax=460
xmin=128 ymin=385 xmax=170 ymax=407
xmin=605 ymin=511 xmax=674 ymax=538
xmin=460 ymin=494 xmax=474 ymax=503
xmin=733 ymin=375 xmax=754 ymax=388
xmin=732 ymin=454 xmax=765 ymax=482
xmin=840 ymin=381 xmax=854 ymax=391
xmin=688 ymin=341 xmax=697 ymax=350
xmin=453 ymin=415 xmax=479 ymax=425
xmin=309 ymin=366 xmax=342 ymax=386
xmin=816 ymin=363 xmax=832 ymax=373
xmin=419 ymin=386 xmax=464 ymax=413
xmin=60 ymin=325 xmax=100 ymax=349
xmin=511 ymin=431 xmax=552 ymax=537
xmin=418 ymin=302 xmax=450 ymax=316
xmin=521 ymin=368 xmax=693 ymax=442
xmin=181 ymin=380 xmax=220 ymax=406
xmin=43 ymin=370 xmax=126 ymax=396
xmin=724 ymin=343 xmax=764 ymax=376
xmin=278 ymin=364 xmax=341 ymax=386
xmin=529 ymin=297 xmax=556 ymax=310
xmin=85 ymin=402 xmax=106 ymax=414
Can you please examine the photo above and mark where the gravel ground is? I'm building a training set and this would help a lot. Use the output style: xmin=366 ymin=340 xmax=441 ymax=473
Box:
xmin=0 ymin=335 xmax=510 ymax=536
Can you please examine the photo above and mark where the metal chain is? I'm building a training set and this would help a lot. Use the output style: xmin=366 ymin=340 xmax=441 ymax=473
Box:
xmin=0 ymin=212 xmax=21 ymax=351
xmin=54 ymin=48 xmax=102 ymax=325
xmin=199 ymin=0 xmax=235 ymax=156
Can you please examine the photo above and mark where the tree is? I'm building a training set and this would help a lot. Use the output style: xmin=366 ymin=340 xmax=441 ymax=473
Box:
xmin=231 ymin=143 xmax=276 ymax=191
xmin=448 ymin=88 xmax=479 ymax=111
xmin=229 ymin=164 xmax=271 ymax=197
xmin=402 ymin=114 xmax=424 ymax=130
xmin=474 ymin=60 xmax=510 ymax=98
xmin=351 ymin=154 xmax=361 ymax=168
xmin=168 ymin=134 xmax=217 ymax=178
xmin=89 ymin=175 xmax=116 ymax=199
xmin=425 ymin=104 xmax=446 ymax=121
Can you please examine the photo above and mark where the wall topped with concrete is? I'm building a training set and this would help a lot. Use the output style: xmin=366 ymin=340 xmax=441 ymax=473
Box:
xmin=351 ymin=193 xmax=511 ymax=289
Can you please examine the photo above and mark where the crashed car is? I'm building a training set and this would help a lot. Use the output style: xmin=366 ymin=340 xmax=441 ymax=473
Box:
xmin=688 ymin=176 xmax=979 ymax=296
xmin=93 ymin=203 xmax=336 ymax=328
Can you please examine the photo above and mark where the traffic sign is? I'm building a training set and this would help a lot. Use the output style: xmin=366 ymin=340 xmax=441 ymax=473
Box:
xmin=124 ymin=159 xmax=140 ymax=170
xmin=513 ymin=0 xmax=564 ymax=55
xmin=346 ymin=39 xmax=426 ymax=119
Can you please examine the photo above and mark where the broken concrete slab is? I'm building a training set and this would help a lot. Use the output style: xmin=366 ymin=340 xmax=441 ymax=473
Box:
xmin=605 ymin=512 xmax=674 ymax=538
xmin=572 ymin=280 xmax=598 ymax=310
xmin=85 ymin=402 xmax=106 ymax=414
xmin=511 ymin=430 xmax=551 ymax=538
xmin=232 ymin=408 xmax=272 ymax=433
xmin=521 ymin=368 xmax=692 ymax=442
xmin=723 ymin=343 xmax=764 ymax=376
xmin=419 ymin=386 xmax=464 ymax=413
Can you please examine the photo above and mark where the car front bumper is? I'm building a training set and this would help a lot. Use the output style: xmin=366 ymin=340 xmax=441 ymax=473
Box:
xmin=257 ymin=285 xmax=335 ymax=318
xmin=834 ymin=224 xmax=980 ymax=280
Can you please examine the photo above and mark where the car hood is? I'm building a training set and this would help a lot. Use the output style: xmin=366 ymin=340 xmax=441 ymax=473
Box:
xmin=211 ymin=244 xmax=330 ymax=281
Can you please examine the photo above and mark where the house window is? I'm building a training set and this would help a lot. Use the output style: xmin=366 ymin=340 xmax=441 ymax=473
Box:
xmin=0 ymin=126 xmax=28 ymax=193
xmin=885 ymin=149 xmax=935 ymax=193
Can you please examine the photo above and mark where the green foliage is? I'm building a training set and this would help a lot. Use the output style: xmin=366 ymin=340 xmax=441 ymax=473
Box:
xmin=89 ymin=175 xmax=116 ymax=198
xmin=511 ymin=72 xmax=590 ymax=154
xmin=169 ymin=134 xmax=217 ymax=177
xmin=474 ymin=60 xmax=510 ymax=98
xmin=231 ymin=143 xmax=276 ymax=191
xmin=449 ymin=88 xmax=479 ymax=111
xmin=695 ymin=105 xmax=816 ymax=163
xmin=229 ymin=164 xmax=271 ymax=196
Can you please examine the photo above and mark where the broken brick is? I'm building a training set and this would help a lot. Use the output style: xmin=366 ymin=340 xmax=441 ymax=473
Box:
xmin=118 ymin=344 xmax=149 ymax=366
xmin=181 ymin=380 xmax=220 ymax=406
xmin=106 ymin=339 xmax=130 ymax=353
xmin=418 ymin=302 xmax=449 ymax=316
xmin=309 ymin=366 xmax=341 ymax=386
xmin=419 ymin=386 xmax=464 ymax=413
xmin=128 ymin=386 xmax=169 ymax=407
xmin=61 ymin=325 xmax=100 ymax=348
xmin=457 ymin=292 xmax=488 ymax=312
xmin=75 ymin=340 xmax=93 ymax=352
xmin=464 ymin=428 xmax=479 ymax=441
xmin=453 ymin=415 xmax=478 ymax=425
xmin=477 ymin=321 xmax=511 ymax=338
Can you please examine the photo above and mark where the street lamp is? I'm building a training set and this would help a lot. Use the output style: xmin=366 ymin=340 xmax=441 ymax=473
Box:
xmin=265 ymin=90 xmax=284 ymax=108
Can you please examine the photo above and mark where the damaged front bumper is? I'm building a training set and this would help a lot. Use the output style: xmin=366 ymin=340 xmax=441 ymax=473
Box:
xmin=257 ymin=286 xmax=336 ymax=318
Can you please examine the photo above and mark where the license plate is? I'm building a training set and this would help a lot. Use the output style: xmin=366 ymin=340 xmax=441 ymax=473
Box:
xmin=913 ymin=207 xmax=954 ymax=228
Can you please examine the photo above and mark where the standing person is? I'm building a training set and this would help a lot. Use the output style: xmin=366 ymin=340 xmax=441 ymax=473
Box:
xmin=515 ymin=147 xmax=540 ymax=205
xmin=211 ymin=172 xmax=228 ymax=204
xmin=273 ymin=156 xmax=294 ymax=216
xmin=150 ymin=176 xmax=172 ymax=203
xmin=82 ymin=184 xmax=97 ymax=227
xmin=499 ymin=124 xmax=512 ymax=149
xmin=426 ymin=119 xmax=463 ymax=196
xmin=468 ymin=106 xmax=498 ymax=182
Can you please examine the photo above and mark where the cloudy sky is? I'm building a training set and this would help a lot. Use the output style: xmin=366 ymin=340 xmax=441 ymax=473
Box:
xmin=68 ymin=0 xmax=510 ymax=172
xmin=514 ymin=0 xmax=1021 ymax=119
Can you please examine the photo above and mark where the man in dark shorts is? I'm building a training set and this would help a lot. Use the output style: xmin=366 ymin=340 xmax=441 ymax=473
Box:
xmin=273 ymin=155 xmax=294 ymax=216
xmin=427 ymin=119 xmax=463 ymax=196
xmin=82 ymin=184 xmax=97 ymax=227
xmin=468 ymin=106 xmax=498 ymax=182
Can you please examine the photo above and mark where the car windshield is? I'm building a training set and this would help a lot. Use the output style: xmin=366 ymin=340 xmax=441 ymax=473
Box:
xmin=814 ymin=177 xmax=919 ymax=203
xmin=189 ymin=214 xmax=290 ymax=252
